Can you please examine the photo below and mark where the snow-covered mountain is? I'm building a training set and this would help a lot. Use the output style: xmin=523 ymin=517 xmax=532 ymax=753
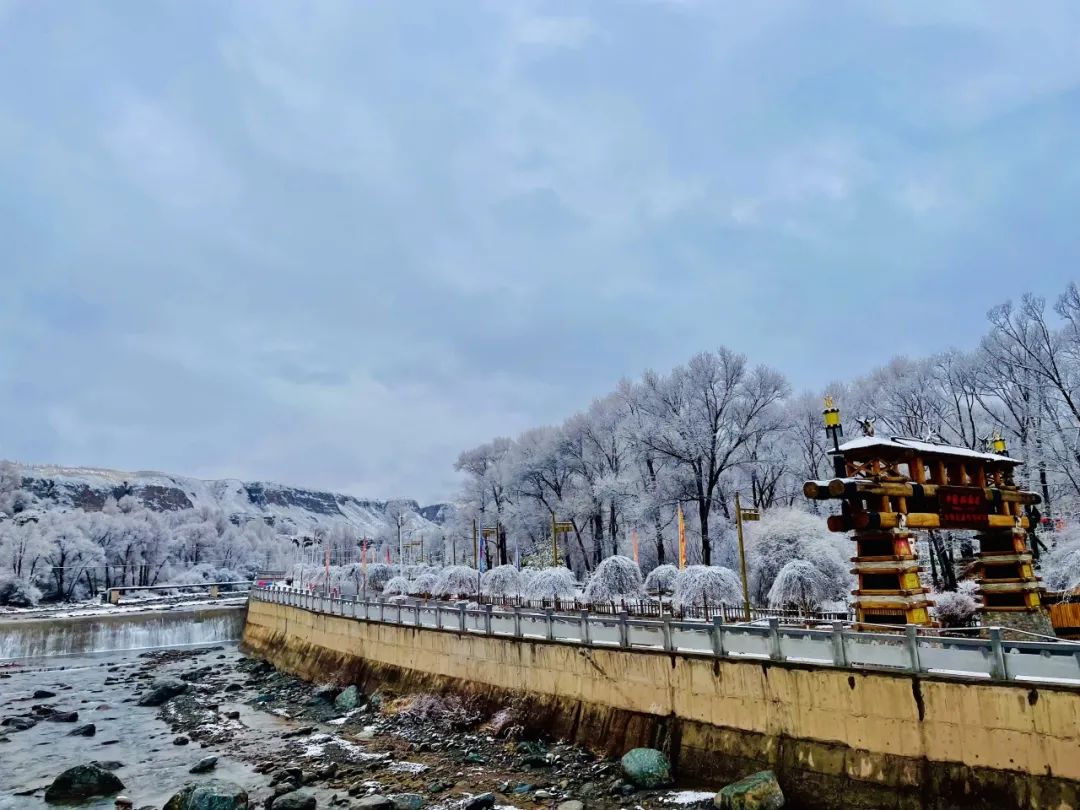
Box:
xmin=13 ymin=462 xmax=449 ymax=538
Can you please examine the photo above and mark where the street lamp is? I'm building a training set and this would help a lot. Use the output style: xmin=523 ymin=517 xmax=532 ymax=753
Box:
xmin=822 ymin=395 xmax=846 ymax=476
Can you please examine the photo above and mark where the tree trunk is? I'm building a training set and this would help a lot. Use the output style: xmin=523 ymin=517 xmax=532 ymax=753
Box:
xmin=698 ymin=500 xmax=711 ymax=566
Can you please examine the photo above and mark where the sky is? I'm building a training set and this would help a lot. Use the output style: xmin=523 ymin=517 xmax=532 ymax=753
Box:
xmin=2 ymin=1 xmax=1080 ymax=504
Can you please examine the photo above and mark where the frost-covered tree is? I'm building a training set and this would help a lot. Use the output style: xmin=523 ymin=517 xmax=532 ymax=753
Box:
xmin=1042 ymin=528 xmax=1080 ymax=592
xmin=383 ymin=576 xmax=410 ymax=596
xmin=523 ymin=567 xmax=577 ymax=601
xmin=746 ymin=508 xmax=849 ymax=606
xmin=365 ymin=563 xmax=395 ymax=592
xmin=643 ymin=564 xmax=678 ymax=596
xmin=932 ymin=585 xmax=980 ymax=628
xmin=671 ymin=565 xmax=742 ymax=612
xmin=408 ymin=571 xmax=440 ymax=596
xmin=582 ymin=555 xmax=643 ymax=603
xmin=767 ymin=559 xmax=830 ymax=614
xmin=481 ymin=564 xmax=522 ymax=598
xmin=434 ymin=565 xmax=479 ymax=598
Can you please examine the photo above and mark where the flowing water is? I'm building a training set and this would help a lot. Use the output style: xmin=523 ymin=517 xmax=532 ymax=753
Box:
xmin=0 ymin=605 xmax=257 ymax=808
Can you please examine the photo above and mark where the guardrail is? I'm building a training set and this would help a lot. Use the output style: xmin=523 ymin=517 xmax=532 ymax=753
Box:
xmin=104 ymin=580 xmax=253 ymax=605
xmin=251 ymin=587 xmax=1080 ymax=686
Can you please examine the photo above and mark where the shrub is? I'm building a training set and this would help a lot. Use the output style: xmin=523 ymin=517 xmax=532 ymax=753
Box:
xmin=0 ymin=575 xmax=42 ymax=607
xmin=767 ymin=559 xmax=830 ymax=613
xmin=933 ymin=588 xmax=980 ymax=628
xmin=365 ymin=563 xmax=395 ymax=592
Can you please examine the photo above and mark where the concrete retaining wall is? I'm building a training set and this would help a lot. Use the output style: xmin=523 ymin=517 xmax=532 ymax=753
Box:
xmin=243 ymin=599 xmax=1080 ymax=810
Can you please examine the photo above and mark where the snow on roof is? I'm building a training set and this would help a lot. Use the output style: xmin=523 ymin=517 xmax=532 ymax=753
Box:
xmin=835 ymin=435 xmax=1021 ymax=464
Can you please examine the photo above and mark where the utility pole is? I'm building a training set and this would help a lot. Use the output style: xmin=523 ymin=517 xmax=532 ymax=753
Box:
xmin=397 ymin=514 xmax=404 ymax=567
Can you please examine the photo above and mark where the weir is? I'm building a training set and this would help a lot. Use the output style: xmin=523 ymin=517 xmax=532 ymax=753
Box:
xmin=243 ymin=591 xmax=1080 ymax=810
xmin=0 ymin=604 xmax=246 ymax=661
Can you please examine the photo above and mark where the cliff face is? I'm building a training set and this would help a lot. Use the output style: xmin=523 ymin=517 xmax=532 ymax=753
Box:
xmin=14 ymin=463 xmax=450 ymax=536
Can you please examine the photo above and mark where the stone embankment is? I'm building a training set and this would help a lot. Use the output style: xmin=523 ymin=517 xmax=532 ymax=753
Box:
xmin=242 ymin=596 xmax=1080 ymax=810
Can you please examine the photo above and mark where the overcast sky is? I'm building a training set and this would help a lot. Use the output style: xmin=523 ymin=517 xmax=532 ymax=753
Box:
xmin=3 ymin=2 xmax=1080 ymax=503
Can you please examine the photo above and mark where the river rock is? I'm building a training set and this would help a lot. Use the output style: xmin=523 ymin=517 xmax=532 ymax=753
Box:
xmin=620 ymin=748 xmax=673 ymax=789
xmin=68 ymin=723 xmax=96 ymax=737
xmin=334 ymin=685 xmax=360 ymax=712
xmin=355 ymin=795 xmax=393 ymax=810
xmin=190 ymin=756 xmax=218 ymax=774
xmin=43 ymin=764 xmax=125 ymax=802
xmin=47 ymin=710 xmax=79 ymax=723
xmin=389 ymin=793 xmax=424 ymax=810
xmin=33 ymin=689 xmax=57 ymax=699
xmin=138 ymin=678 xmax=189 ymax=707
xmin=163 ymin=779 xmax=250 ymax=810
xmin=462 ymin=793 xmax=495 ymax=810
xmin=557 ymin=801 xmax=584 ymax=810
xmin=271 ymin=790 xmax=317 ymax=809
xmin=714 ymin=770 xmax=784 ymax=810
xmin=1 ymin=716 xmax=36 ymax=731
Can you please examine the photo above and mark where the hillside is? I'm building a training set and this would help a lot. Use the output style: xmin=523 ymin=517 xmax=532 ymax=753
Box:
xmin=13 ymin=462 xmax=448 ymax=538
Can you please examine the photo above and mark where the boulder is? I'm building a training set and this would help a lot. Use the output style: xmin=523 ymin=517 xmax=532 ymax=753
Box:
xmin=462 ymin=794 xmax=495 ymax=810
xmin=333 ymin=685 xmax=360 ymax=712
xmin=190 ymin=756 xmax=218 ymax=774
xmin=43 ymin=764 xmax=124 ymax=802
xmin=557 ymin=802 xmax=584 ymax=810
xmin=620 ymin=748 xmax=673 ymax=789
xmin=47 ymin=710 xmax=79 ymax=723
xmin=270 ymin=791 xmax=317 ymax=810
xmin=137 ymin=678 xmax=189 ymax=707
xmin=354 ymin=795 xmax=393 ymax=810
xmin=1 ymin=716 xmax=36 ymax=731
xmin=714 ymin=771 xmax=784 ymax=810
xmin=68 ymin=723 xmax=96 ymax=737
xmin=33 ymin=689 xmax=57 ymax=699
xmin=163 ymin=780 xmax=250 ymax=810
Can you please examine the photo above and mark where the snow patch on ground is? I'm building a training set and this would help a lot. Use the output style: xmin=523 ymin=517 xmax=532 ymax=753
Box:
xmin=661 ymin=790 xmax=716 ymax=805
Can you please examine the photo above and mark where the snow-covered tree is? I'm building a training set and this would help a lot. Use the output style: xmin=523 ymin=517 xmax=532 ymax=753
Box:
xmin=767 ymin=559 xmax=831 ymax=614
xmin=383 ymin=576 xmax=410 ymax=596
xmin=522 ymin=567 xmax=577 ymax=601
xmin=408 ymin=571 xmax=440 ymax=596
xmin=433 ymin=565 xmax=479 ymax=599
xmin=747 ymin=508 xmax=849 ymax=606
xmin=932 ymin=585 xmax=980 ymax=628
xmin=643 ymin=564 xmax=678 ymax=596
xmin=582 ymin=555 xmax=643 ymax=603
xmin=481 ymin=564 xmax=523 ymax=598
xmin=671 ymin=565 xmax=742 ymax=612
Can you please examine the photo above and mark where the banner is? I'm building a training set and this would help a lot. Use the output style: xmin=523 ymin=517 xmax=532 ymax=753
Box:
xmin=631 ymin=528 xmax=639 ymax=565
xmin=677 ymin=505 xmax=687 ymax=569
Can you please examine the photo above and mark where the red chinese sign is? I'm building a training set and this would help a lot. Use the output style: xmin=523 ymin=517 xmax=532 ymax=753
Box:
xmin=937 ymin=487 xmax=990 ymax=528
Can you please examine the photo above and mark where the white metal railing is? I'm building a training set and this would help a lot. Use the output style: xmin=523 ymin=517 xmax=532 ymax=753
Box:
xmin=251 ymin=587 xmax=1080 ymax=686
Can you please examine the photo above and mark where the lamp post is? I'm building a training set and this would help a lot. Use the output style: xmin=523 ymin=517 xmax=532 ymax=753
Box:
xmin=823 ymin=395 xmax=846 ymax=477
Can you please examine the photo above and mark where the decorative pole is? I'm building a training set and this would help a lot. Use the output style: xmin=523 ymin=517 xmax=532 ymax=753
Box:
xmin=823 ymin=395 xmax=845 ymax=477
xmin=552 ymin=513 xmax=559 ymax=567
xmin=735 ymin=491 xmax=752 ymax=621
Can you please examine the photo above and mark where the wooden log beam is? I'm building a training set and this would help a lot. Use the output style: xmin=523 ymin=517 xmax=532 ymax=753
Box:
xmin=803 ymin=478 xmax=1040 ymax=505
xmin=852 ymin=511 xmax=1029 ymax=531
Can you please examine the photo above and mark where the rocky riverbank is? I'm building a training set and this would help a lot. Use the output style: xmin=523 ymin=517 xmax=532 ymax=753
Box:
xmin=2 ymin=644 xmax=786 ymax=809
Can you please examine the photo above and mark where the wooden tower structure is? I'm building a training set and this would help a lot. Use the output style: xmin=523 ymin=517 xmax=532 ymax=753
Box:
xmin=805 ymin=415 xmax=1049 ymax=630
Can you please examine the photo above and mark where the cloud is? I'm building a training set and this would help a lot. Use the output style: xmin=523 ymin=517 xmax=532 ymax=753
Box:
xmin=1 ymin=2 xmax=1080 ymax=502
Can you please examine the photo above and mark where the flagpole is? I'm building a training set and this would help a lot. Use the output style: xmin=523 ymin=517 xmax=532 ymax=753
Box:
xmin=735 ymin=491 xmax=751 ymax=622
xmin=677 ymin=505 xmax=687 ymax=569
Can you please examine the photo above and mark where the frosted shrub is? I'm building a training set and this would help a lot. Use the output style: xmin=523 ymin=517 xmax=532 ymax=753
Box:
xmin=522 ymin=567 xmax=577 ymax=601
xmin=672 ymin=565 xmax=742 ymax=612
xmin=408 ymin=571 xmax=440 ymax=596
xmin=933 ymin=588 xmax=980 ymax=627
xmin=434 ymin=565 xmax=479 ymax=599
xmin=767 ymin=559 xmax=830 ymax=614
xmin=643 ymin=564 xmax=678 ymax=596
xmin=405 ymin=564 xmax=433 ymax=580
xmin=383 ymin=576 xmax=410 ymax=596
xmin=481 ymin=565 xmax=523 ymax=598
xmin=583 ymin=555 xmax=643 ymax=603
xmin=365 ymin=563 xmax=395 ymax=592
xmin=0 ymin=575 xmax=42 ymax=607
